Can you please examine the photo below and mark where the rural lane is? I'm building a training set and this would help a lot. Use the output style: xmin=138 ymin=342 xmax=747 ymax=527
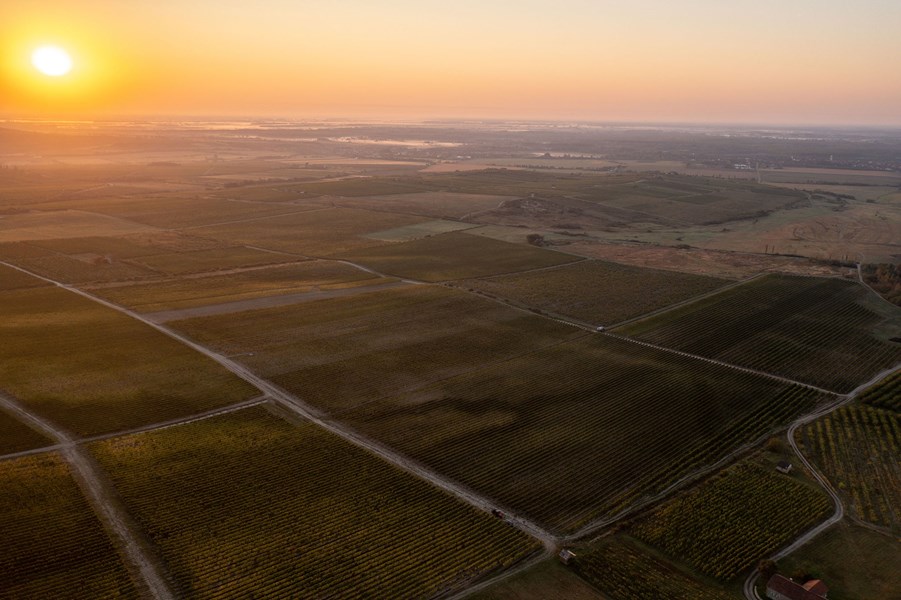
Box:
xmin=741 ymin=363 xmax=901 ymax=600
xmin=0 ymin=261 xmax=560 ymax=552
xmin=0 ymin=392 xmax=177 ymax=600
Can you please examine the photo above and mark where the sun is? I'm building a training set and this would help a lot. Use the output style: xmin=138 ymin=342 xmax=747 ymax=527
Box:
xmin=32 ymin=46 xmax=73 ymax=77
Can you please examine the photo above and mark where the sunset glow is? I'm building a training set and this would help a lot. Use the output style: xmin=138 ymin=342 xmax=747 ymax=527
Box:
xmin=2 ymin=0 xmax=900 ymax=124
xmin=31 ymin=46 xmax=72 ymax=77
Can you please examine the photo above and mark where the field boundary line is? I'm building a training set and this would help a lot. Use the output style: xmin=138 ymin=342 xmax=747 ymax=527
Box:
xmin=607 ymin=272 xmax=768 ymax=330
xmin=742 ymin=362 xmax=901 ymax=600
xmin=0 ymin=392 xmax=176 ymax=600
xmin=0 ymin=261 xmax=560 ymax=551
xmin=601 ymin=332 xmax=838 ymax=395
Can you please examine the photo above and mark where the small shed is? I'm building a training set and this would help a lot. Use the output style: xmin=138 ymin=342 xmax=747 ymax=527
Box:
xmin=776 ymin=461 xmax=793 ymax=474
xmin=558 ymin=549 xmax=576 ymax=565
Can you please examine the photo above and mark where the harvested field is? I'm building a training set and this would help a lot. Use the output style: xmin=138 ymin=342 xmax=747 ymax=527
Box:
xmin=91 ymin=260 xmax=383 ymax=312
xmin=335 ymin=231 xmax=580 ymax=281
xmin=0 ymin=454 xmax=137 ymax=599
xmin=343 ymin=334 xmax=825 ymax=533
xmin=620 ymin=275 xmax=901 ymax=393
xmin=459 ymin=259 xmax=728 ymax=325
xmin=0 ymin=284 xmax=257 ymax=436
xmin=91 ymin=407 xmax=539 ymax=599
xmin=193 ymin=207 xmax=424 ymax=256
xmin=172 ymin=285 xmax=581 ymax=414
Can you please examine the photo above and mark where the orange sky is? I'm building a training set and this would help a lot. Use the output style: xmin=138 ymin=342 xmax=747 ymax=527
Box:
xmin=2 ymin=0 xmax=900 ymax=125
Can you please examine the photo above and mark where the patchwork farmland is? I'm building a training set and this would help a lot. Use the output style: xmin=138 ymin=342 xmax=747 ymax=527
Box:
xmin=2 ymin=129 xmax=901 ymax=599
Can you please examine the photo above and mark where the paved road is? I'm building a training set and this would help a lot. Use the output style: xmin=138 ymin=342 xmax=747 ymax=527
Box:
xmin=0 ymin=392 xmax=176 ymax=600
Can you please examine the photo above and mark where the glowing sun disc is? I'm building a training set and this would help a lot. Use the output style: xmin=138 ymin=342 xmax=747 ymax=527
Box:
xmin=32 ymin=46 xmax=73 ymax=77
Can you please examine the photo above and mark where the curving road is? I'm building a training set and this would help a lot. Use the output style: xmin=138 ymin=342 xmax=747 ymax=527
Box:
xmin=741 ymin=363 xmax=901 ymax=600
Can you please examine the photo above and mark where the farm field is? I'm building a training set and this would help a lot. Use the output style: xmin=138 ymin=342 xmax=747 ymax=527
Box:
xmin=859 ymin=370 xmax=901 ymax=411
xmin=41 ymin=195 xmax=313 ymax=229
xmin=193 ymin=206 xmax=425 ymax=256
xmin=777 ymin=520 xmax=901 ymax=600
xmin=91 ymin=260 xmax=384 ymax=312
xmin=90 ymin=406 xmax=540 ymax=599
xmin=0 ymin=209 xmax=155 ymax=242
xmin=0 ymin=284 xmax=257 ymax=436
xmin=796 ymin=404 xmax=901 ymax=530
xmin=458 ymin=259 xmax=728 ymax=325
xmin=0 ymin=409 xmax=52 ymax=456
xmin=336 ymin=191 xmax=509 ymax=219
xmin=565 ymin=241 xmax=848 ymax=280
xmin=630 ymin=461 xmax=831 ymax=579
xmin=0 ymin=263 xmax=52 ymax=291
xmin=125 ymin=245 xmax=298 ymax=275
xmin=172 ymin=285 xmax=582 ymax=414
xmin=575 ymin=537 xmax=733 ymax=600
xmin=343 ymin=333 xmax=825 ymax=533
xmin=335 ymin=230 xmax=580 ymax=281
xmin=0 ymin=453 xmax=137 ymax=599
xmin=576 ymin=176 xmax=806 ymax=226
xmin=619 ymin=275 xmax=901 ymax=393
xmin=472 ymin=558 xmax=605 ymax=600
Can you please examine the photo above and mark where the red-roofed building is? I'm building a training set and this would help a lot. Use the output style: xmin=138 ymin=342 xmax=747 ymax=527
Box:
xmin=766 ymin=574 xmax=829 ymax=600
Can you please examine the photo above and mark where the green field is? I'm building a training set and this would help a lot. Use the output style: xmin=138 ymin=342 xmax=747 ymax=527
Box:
xmin=797 ymin=404 xmax=900 ymax=530
xmin=335 ymin=231 xmax=580 ymax=281
xmin=192 ymin=206 xmax=424 ymax=256
xmin=620 ymin=275 xmax=901 ymax=393
xmin=575 ymin=537 xmax=733 ymax=600
xmin=630 ymin=462 xmax=831 ymax=579
xmin=0 ymin=453 xmax=137 ymax=599
xmin=173 ymin=285 xmax=582 ymax=413
xmin=343 ymin=334 xmax=825 ymax=533
xmin=777 ymin=520 xmax=901 ymax=600
xmin=0 ymin=284 xmax=257 ymax=436
xmin=460 ymin=259 xmax=728 ymax=325
xmin=0 ymin=410 xmax=52 ymax=455
xmin=90 ymin=406 xmax=540 ymax=599
xmin=337 ymin=192 xmax=510 ymax=219
xmin=92 ymin=260 xmax=384 ymax=312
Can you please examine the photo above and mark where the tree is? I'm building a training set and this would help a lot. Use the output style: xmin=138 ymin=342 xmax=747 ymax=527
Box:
xmin=526 ymin=233 xmax=545 ymax=246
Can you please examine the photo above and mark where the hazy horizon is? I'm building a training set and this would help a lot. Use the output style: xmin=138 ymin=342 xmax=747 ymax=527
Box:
xmin=3 ymin=0 xmax=901 ymax=126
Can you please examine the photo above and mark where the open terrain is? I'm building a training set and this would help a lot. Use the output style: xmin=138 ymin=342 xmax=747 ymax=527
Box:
xmin=91 ymin=406 xmax=540 ymax=599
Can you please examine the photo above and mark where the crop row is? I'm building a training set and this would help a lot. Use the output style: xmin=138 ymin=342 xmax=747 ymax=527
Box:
xmin=630 ymin=462 xmax=831 ymax=580
xmin=457 ymin=259 xmax=728 ymax=326
xmin=0 ymin=453 xmax=137 ymax=599
xmin=0 ymin=284 xmax=257 ymax=436
xmin=797 ymin=404 xmax=901 ymax=530
xmin=859 ymin=371 xmax=901 ymax=412
xmin=620 ymin=275 xmax=901 ymax=393
xmin=90 ymin=406 xmax=539 ymax=599
xmin=345 ymin=334 xmax=824 ymax=534
xmin=0 ymin=409 xmax=52 ymax=456
xmin=575 ymin=537 xmax=734 ymax=600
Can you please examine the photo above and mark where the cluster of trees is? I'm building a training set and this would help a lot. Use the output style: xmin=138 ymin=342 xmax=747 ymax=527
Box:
xmin=862 ymin=263 xmax=901 ymax=306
